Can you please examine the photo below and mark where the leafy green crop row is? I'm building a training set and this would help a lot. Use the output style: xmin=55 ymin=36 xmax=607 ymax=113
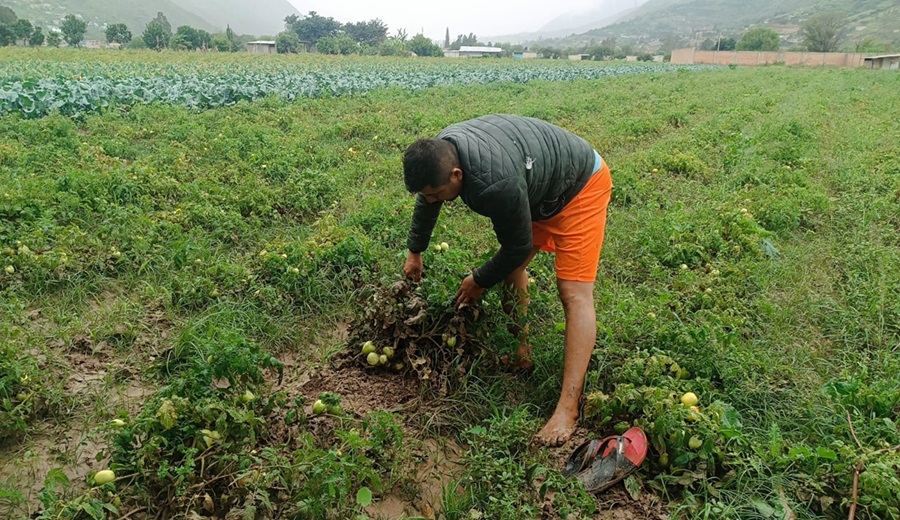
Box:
xmin=0 ymin=58 xmax=716 ymax=119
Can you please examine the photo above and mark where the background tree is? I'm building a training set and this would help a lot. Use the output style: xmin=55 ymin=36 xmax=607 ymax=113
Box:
xmin=171 ymin=25 xmax=201 ymax=50
xmin=378 ymin=37 xmax=406 ymax=56
xmin=46 ymin=30 xmax=61 ymax=47
xmin=143 ymin=20 xmax=170 ymax=50
xmin=61 ymin=14 xmax=87 ymax=47
xmin=105 ymin=23 xmax=132 ymax=45
xmin=29 ymin=26 xmax=44 ymax=47
xmin=285 ymin=11 xmax=339 ymax=46
xmin=406 ymin=34 xmax=442 ymax=57
xmin=316 ymin=34 xmax=356 ymax=55
xmin=394 ymin=28 xmax=408 ymax=42
xmin=276 ymin=31 xmax=302 ymax=53
xmin=0 ymin=23 xmax=14 ymax=46
xmin=14 ymin=19 xmax=32 ymax=45
xmin=853 ymin=37 xmax=893 ymax=54
xmin=153 ymin=12 xmax=172 ymax=37
xmin=736 ymin=27 xmax=780 ymax=51
xmin=343 ymin=19 xmax=387 ymax=47
xmin=212 ymin=25 xmax=240 ymax=52
xmin=801 ymin=13 xmax=846 ymax=52
xmin=449 ymin=33 xmax=479 ymax=50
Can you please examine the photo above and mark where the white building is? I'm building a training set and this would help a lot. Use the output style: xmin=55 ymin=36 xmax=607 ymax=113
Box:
xmin=445 ymin=45 xmax=503 ymax=58
xmin=247 ymin=41 xmax=277 ymax=54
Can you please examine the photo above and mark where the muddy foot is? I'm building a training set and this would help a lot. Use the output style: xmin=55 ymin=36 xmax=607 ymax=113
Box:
xmin=532 ymin=411 xmax=578 ymax=447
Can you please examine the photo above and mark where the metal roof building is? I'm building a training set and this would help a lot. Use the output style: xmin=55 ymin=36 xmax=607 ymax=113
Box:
xmin=247 ymin=41 xmax=277 ymax=54
xmin=445 ymin=46 xmax=503 ymax=58
xmin=864 ymin=54 xmax=900 ymax=70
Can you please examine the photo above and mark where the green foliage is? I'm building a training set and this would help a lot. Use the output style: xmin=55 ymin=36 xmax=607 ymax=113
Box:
xmin=343 ymin=19 xmax=388 ymax=47
xmin=28 ymin=26 xmax=43 ymax=47
xmin=0 ymin=23 xmax=14 ymax=46
xmin=316 ymin=34 xmax=358 ymax=55
xmin=0 ymin=52 xmax=898 ymax=519
xmin=445 ymin=409 xmax=596 ymax=519
xmin=0 ymin=340 xmax=43 ymax=439
xmin=801 ymin=12 xmax=847 ymax=52
xmin=275 ymin=30 xmax=302 ymax=54
xmin=284 ymin=11 xmax=340 ymax=46
xmin=0 ymin=58 xmax=696 ymax=119
xmin=46 ymin=30 xmax=60 ymax=47
xmin=406 ymin=34 xmax=443 ymax=57
xmin=60 ymin=15 xmax=86 ymax=48
xmin=142 ymin=20 xmax=170 ymax=51
xmin=736 ymin=27 xmax=780 ymax=51
xmin=104 ymin=23 xmax=132 ymax=45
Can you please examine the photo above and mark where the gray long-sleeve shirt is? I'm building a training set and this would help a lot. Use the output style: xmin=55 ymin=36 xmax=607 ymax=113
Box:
xmin=407 ymin=114 xmax=596 ymax=288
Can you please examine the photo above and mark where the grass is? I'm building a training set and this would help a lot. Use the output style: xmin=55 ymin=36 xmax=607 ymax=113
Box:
xmin=0 ymin=50 xmax=898 ymax=519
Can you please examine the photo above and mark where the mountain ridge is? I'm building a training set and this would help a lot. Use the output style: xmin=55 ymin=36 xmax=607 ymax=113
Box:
xmin=0 ymin=0 xmax=297 ymax=38
xmin=494 ymin=0 xmax=899 ymax=48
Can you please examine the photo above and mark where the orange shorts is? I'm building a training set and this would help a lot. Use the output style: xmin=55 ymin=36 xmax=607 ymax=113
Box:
xmin=532 ymin=159 xmax=612 ymax=283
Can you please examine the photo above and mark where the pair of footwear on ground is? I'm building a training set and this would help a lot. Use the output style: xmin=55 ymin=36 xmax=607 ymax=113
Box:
xmin=561 ymin=427 xmax=648 ymax=493
xmin=501 ymin=351 xmax=648 ymax=492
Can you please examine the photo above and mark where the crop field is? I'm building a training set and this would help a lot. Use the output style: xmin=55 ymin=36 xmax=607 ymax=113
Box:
xmin=0 ymin=48 xmax=898 ymax=519
xmin=0 ymin=49 xmax=713 ymax=119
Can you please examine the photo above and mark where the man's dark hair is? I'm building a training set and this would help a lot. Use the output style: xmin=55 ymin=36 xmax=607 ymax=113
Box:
xmin=403 ymin=138 xmax=458 ymax=193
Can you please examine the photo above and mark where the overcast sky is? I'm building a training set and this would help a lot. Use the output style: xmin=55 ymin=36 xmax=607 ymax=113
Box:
xmin=286 ymin=0 xmax=598 ymax=40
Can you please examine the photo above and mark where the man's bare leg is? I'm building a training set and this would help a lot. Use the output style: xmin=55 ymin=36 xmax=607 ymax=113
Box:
xmin=501 ymin=247 xmax=542 ymax=369
xmin=532 ymin=279 xmax=596 ymax=447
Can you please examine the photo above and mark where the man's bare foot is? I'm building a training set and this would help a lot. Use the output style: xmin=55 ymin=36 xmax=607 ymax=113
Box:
xmin=532 ymin=409 xmax=578 ymax=447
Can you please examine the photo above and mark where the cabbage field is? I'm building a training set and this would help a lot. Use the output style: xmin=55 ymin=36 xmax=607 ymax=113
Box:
xmin=0 ymin=48 xmax=898 ymax=520
xmin=0 ymin=51 xmax=713 ymax=119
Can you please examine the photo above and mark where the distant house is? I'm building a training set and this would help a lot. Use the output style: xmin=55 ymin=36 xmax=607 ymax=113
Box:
xmin=247 ymin=41 xmax=277 ymax=54
xmin=513 ymin=51 xmax=538 ymax=59
xmin=568 ymin=53 xmax=590 ymax=61
xmin=84 ymin=40 xmax=102 ymax=49
xmin=864 ymin=54 xmax=900 ymax=70
xmin=445 ymin=46 xmax=503 ymax=58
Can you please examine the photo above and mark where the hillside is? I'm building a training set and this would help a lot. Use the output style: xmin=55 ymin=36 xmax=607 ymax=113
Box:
xmin=532 ymin=0 xmax=900 ymax=49
xmin=0 ymin=0 xmax=297 ymax=38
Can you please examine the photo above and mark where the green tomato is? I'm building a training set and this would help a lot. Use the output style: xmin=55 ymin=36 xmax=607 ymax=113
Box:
xmin=93 ymin=470 xmax=116 ymax=485
xmin=382 ymin=347 xmax=394 ymax=358
xmin=312 ymin=400 xmax=327 ymax=414
xmin=366 ymin=352 xmax=380 ymax=366
xmin=688 ymin=435 xmax=703 ymax=450
xmin=361 ymin=341 xmax=376 ymax=355
xmin=659 ymin=453 xmax=669 ymax=467
xmin=379 ymin=354 xmax=388 ymax=365
xmin=242 ymin=389 xmax=255 ymax=402
xmin=447 ymin=336 xmax=457 ymax=348
xmin=613 ymin=421 xmax=630 ymax=434
xmin=680 ymin=392 xmax=698 ymax=407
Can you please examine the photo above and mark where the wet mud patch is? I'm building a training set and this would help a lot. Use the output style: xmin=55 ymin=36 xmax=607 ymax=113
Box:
xmin=0 ymin=426 xmax=105 ymax=517
xmin=298 ymin=365 xmax=421 ymax=417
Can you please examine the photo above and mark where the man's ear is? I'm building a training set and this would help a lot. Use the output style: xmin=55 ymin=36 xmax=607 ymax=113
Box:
xmin=450 ymin=167 xmax=463 ymax=182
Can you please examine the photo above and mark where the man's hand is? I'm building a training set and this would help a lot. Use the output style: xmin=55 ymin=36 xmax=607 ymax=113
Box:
xmin=455 ymin=275 xmax=484 ymax=308
xmin=403 ymin=251 xmax=423 ymax=281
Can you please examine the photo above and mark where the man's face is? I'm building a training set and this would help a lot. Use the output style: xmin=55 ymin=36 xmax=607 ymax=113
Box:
xmin=419 ymin=167 xmax=463 ymax=204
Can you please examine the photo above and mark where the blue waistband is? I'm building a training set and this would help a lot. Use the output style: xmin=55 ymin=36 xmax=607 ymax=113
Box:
xmin=593 ymin=150 xmax=602 ymax=173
